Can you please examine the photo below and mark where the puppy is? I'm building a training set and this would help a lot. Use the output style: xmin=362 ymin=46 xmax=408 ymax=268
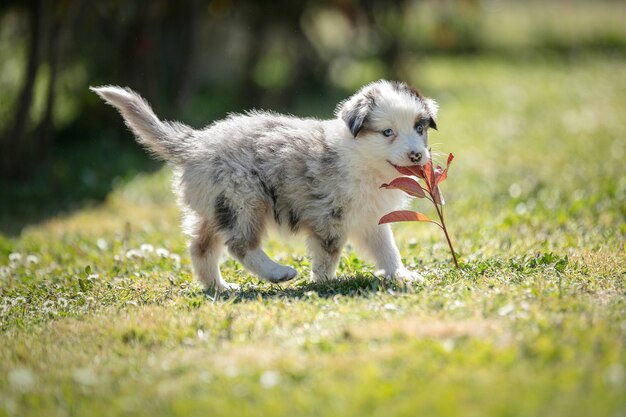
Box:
xmin=91 ymin=80 xmax=438 ymax=291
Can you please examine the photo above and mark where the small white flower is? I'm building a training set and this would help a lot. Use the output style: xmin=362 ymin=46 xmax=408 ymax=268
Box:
xmin=125 ymin=249 xmax=142 ymax=259
xmin=96 ymin=238 xmax=108 ymax=251
xmin=140 ymin=244 xmax=154 ymax=253
xmin=26 ymin=255 xmax=39 ymax=265
xmin=8 ymin=253 xmax=22 ymax=263
xmin=169 ymin=254 xmax=181 ymax=265
xmin=442 ymin=339 xmax=455 ymax=352
xmin=0 ymin=265 xmax=10 ymax=278
xmin=73 ymin=368 xmax=97 ymax=386
xmin=509 ymin=183 xmax=522 ymax=198
xmin=498 ymin=303 xmax=515 ymax=316
xmin=225 ymin=366 xmax=239 ymax=378
xmin=156 ymin=247 xmax=170 ymax=257
xmin=260 ymin=370 xmax=281 ymax=389
xmin=9 ymin=368 xmax=35 ymax=392
xmin=42 ymin=300 xmax=56 ymax=314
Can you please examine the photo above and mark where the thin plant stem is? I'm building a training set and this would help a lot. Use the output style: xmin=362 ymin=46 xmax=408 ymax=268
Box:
xmin=424 ymin=176 xmax=459 ymax=269
xmin=433 ymin=200 xmax=459 ymax=269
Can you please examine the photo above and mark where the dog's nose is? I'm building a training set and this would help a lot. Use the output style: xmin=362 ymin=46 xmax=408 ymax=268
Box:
xmin=409 ymin=151 xmax=422 ymax=164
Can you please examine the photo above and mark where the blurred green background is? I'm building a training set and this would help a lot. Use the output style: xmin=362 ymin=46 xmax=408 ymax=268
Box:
xmin=0 ymin=0 xmax=625 ymax=235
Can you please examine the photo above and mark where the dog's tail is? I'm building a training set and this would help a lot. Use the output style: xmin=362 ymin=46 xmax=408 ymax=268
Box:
xmin=91 ymin=85 xmax=195 ymax=164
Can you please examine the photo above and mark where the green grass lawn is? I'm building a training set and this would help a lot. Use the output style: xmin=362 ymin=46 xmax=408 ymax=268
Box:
xmin=1 ymin=55 xmax=625 ymax=417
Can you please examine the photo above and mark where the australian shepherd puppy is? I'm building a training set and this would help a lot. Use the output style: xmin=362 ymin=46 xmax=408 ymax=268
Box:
xmin=92 ymin=80 xmax=438 ymax=291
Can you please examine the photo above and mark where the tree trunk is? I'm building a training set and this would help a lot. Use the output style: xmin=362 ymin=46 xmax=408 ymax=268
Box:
xmin=36 ymin=2 xmax=63 ymax=158
xmin=1 ymin=0 xmax=42 ymax=178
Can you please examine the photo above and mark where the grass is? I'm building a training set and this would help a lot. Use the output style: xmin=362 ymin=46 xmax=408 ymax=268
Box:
xmin=1 ymin=54 xmax=625 ymax=417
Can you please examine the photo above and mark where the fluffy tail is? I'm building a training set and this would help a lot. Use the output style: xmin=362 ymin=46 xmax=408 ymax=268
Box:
xmin=90 ymin=85 xmax=195 ymax=164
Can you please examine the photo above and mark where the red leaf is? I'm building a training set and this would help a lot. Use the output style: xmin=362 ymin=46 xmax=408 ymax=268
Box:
xmin=379 ymin=210 xmax=432 ymax=224
xmin=392 ymin=165 xmax=415 ymax=176
xmin=447 ymin=153 xmax=454 ymax=167
xmin=421 ymin=161 xmax=435 ymax=189
xmin=391 ymin=164 xmax=425 ymax=179
xmin=380 ymin=177 xmax=425 ymax=198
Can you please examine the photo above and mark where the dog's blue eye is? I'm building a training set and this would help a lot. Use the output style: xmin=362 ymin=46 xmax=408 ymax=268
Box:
xmin=415 ymin=124 xmax=424 ymax=135
xmin=382 ymin=128 xmax=394 ymax=137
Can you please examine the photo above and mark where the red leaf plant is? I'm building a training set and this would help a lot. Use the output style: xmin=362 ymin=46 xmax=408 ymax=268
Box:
xmin=379 ymin=153 xmax=459 ymax=268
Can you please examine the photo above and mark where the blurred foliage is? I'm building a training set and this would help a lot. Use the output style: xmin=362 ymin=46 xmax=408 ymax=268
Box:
xmin=0 ymin=0 xmax=625 ymax=232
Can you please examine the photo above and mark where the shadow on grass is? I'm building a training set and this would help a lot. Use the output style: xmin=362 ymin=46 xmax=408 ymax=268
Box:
xmin=206 ymin=274 xmax=419 ymax=303
xmin=0 ymin=133 xmax=161 ymax=237
xmin=202 ymin=253 xmax=574 ymax=302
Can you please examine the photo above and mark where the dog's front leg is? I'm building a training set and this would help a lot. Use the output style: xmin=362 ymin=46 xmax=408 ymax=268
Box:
xmin=356 ymin=225 xmax=424 ymax=284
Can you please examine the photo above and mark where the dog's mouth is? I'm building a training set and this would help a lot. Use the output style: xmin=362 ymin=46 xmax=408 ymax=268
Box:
xmin=387 ymin=160 xmax=427 ymax=169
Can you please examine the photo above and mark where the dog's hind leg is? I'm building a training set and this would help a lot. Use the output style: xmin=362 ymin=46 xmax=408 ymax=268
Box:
xmin=306 ymin=232 xmax=345 ymax=282
xmin=189 ymin=218 xmax=239 ymax=291
xmin=215 ymin=193 xmax=297 ymax=283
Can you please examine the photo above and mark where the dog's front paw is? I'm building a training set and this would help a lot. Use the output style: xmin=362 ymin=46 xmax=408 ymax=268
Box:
xmin=220 ymin=281 xmax=241 ymax=291
xmin=264 ymin=265 xmax=298 ymax=283
xmin=204 ymin=280 xmax=240 ymax=294
xmin=391 ymin=268 xmax=425 ymax=285
xmin=374 ymin=267 xmax=424 ymax=284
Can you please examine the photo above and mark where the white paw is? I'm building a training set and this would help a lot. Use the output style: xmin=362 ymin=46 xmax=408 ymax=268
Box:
xmin=263 ymin=265 xmax=298 ymax=283
xmin=212 ymin=280 xmax=240 ymax=292
xmin=311 ymin=271 xmax=336 ymax=282
xmin=376 ymin=268 xmax=424 ymax=284
xmin=395 ymin=268 xmax=424 ymax=284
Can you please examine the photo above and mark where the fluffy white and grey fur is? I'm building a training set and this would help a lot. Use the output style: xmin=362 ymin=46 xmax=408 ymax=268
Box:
xmin=91 ymin=80 xmax=438 ymax=291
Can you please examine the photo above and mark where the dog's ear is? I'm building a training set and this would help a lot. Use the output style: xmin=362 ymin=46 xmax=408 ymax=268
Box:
xmin=424 ymin=98 xmax=438 ymax=130
xmin=335 ymin=92 xmax=374 ymax=137
xmin=393 ymin=82 xmax=439 ymax=130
